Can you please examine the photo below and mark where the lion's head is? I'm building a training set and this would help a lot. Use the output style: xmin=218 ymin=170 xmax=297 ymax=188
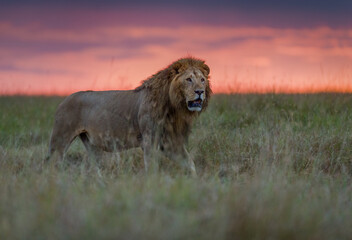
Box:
xmin=169 ymin=58 xmax=211 ymax=112
xmin=137 ymin=57 xmax=211 ymax=119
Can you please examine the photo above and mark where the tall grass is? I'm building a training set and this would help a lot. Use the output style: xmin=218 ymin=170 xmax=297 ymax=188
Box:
xmin=1 ymin=94 xmax=352 ymax=239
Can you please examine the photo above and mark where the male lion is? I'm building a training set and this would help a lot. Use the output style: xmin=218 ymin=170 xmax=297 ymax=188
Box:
xmin=47 ymin=57 xmax=211 ymax=175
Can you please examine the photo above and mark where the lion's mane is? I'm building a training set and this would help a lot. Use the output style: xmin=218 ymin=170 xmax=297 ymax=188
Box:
xmin=136 ymin=57 xmax=211 ymax=115
xmin=135 ymin=57 xmax=211 ymax=140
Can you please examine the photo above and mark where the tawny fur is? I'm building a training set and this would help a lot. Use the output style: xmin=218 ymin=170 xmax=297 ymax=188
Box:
xmin=47 ymin=57 xmax=211 ymax=175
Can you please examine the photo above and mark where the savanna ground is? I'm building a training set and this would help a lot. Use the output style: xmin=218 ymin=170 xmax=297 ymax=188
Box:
xmin=1 ymin=94 xmax=352 ymax=240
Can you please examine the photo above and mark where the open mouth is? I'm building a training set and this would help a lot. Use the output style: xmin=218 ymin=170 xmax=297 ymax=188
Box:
xmin=187 ymin=98 xmax=203 ymax=111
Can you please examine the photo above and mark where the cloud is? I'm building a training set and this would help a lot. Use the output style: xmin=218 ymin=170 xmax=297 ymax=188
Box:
xmin=2 ymin=2 xmax=352 ymax=29
xmin=1 ymin=19 xmax=352 ymax=95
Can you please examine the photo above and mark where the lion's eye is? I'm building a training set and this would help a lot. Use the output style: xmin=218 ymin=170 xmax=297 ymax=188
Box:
xmin=186 ymin=78 xmax=192 ymax=82
xmin=201 ymin=78 xmax=205 ymax=83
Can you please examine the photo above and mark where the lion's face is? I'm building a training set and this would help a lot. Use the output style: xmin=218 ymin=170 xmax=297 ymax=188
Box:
xmin=170 ymin=66 xmax=209 ymax=112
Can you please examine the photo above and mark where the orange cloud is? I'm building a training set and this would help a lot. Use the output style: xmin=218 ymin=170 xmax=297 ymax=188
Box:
xmin=1 ymin=23 xmax=352 ymax=95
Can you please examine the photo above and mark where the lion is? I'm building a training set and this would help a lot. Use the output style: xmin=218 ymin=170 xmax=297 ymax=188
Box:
xmin=47 ymin=57 xmax=211 ymax=175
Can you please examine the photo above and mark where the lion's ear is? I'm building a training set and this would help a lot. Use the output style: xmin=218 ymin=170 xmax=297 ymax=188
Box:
xmin=169 ymin=62 xmax=182 ymax=79
xmin=202 ymin=63 xmax=210 ymax=75
xmin=170 ymin=62 xmax=183 ymax=76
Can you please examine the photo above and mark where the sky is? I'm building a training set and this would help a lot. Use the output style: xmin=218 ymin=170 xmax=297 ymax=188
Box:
xmin=1 ymin=0 xmax=352 ymax=95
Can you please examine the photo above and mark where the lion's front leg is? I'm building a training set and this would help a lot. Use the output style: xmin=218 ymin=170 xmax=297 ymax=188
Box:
xmin=181 ymin=146 xmax=197 ymax=177
xmin=141 ymin=134 xmax=161 ymax=174
xmin=167 ymin=145 xmax=197 ymax=177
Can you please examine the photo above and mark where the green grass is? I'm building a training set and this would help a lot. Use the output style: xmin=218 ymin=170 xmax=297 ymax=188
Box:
xmin=1 ymin=94 xmax=352 ymax=239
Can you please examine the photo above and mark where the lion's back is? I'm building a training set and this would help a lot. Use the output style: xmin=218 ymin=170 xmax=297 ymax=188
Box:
xmin=55 ymin=90 xmax=143 ymax=125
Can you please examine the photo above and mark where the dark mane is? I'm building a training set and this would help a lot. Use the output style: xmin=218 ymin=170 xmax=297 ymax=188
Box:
xmin=134 ymin=57 xmax=211 ymax=139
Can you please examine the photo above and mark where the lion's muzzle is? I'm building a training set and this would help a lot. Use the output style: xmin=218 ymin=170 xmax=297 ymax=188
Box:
xmin=187 ymin=98 xmax=203 ymax=111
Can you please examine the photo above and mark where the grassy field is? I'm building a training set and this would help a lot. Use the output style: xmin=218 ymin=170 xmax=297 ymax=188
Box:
xmin=1 ymin=94 xmax=352 ymax=239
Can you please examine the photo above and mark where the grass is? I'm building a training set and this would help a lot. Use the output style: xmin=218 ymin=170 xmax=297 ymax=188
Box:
xmin=1 ymin=94 xmax=352 ymax=239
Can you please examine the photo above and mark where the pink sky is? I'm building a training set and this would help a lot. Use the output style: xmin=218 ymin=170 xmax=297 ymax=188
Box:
xmin=1 ymin=7 xmax=352 ymax=95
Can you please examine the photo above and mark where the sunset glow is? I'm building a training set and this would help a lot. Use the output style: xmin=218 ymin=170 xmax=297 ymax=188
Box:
xmin=1 ymin=3 xmax=352 ymax=95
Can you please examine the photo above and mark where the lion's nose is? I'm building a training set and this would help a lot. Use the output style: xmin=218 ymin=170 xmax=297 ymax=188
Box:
xmin=195 ymin=90 xmax=204 ymax=95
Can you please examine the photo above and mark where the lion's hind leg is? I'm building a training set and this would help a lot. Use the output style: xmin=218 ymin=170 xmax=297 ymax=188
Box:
xmin=79 ymin=132 xmax=104 ymax=166
xmin=47 ymin=131 xmax=76 ymax=164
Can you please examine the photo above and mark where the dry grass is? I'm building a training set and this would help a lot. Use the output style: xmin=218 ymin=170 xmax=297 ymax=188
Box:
xmin=1 ymin=94 xmax=352 ymax=240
